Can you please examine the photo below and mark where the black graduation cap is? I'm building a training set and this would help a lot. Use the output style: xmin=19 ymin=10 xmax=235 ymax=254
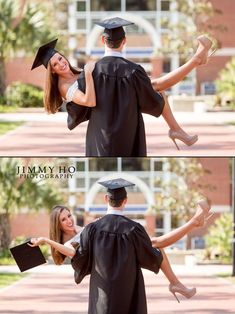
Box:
xmin=10 ymin=240 xmax=47 ymax=272
xmin=95 ymin=17 xmax=134 ymax=41
xmin=98 ymin=178 xmax=135 ymax=200
xmin=31 ymin=38 xmax=58 ymax=70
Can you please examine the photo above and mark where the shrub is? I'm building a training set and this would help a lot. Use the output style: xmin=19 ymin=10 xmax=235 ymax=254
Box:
xmin=6 ymin=82 xmax=43 ymax=108
xmin=204 ymin=213 xmax=233 ymax=263
xmin=215 ymin=57 xmax=235 ymax=109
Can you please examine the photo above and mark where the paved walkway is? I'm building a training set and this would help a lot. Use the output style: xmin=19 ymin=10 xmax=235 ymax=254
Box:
xmin=0 ymin=111 xmax=235 ymax=156
xmin=0 ymin=264 xmax=234 ymax=313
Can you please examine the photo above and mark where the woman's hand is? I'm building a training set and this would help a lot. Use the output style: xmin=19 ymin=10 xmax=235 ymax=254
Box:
xmin=28 ymin=237 xmax=47 ymax=247
xmin=84 ymin=60 xmax=96 ymax=74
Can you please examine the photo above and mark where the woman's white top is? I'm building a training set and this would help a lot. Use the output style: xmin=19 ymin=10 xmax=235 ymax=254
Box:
xmin=63 ymin=81 xmax=79 ymax=103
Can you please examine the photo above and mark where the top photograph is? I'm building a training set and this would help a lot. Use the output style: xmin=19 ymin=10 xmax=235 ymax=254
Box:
xmin=0 ymin=0 xmax=234 ymax=157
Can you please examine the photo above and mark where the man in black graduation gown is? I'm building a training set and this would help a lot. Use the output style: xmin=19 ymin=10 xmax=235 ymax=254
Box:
xmin=71 ymin=178 xmax=163 ymax=314
xmin=67 ymin=17 xmax=165 ymax=157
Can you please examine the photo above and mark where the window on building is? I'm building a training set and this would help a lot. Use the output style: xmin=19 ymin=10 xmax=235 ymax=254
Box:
xmin=163 ymin=59 xmax=171 ymax=73
xmin=161 ymin=0 xmax=170 ymax=11
xmin=122 ymin=158 xmax=150 ymax=171
xmin=153 ymin=160 xmax=163 ymax=172
xmin=76 ymin=177 xmax=86 ymax=189
xmin=77 ymin=18 xmax=86 ymax=30
xmin=126 ymin=0 xmax=156 ymax=11
xmin=76 ymin=161 xmax=86 ymax=171
xmin=76 ymin=0 xmax=86 ymax=11
xmin=89 ymin=158 xmax=117 ymax=171
xmin=155 ymin=214 xmax=164 ymax=236
xmin=91 ymin=0 xmax=121 ymax=11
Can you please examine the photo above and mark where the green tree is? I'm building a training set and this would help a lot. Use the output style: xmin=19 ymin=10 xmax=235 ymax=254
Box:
xmin=0 ymin=0 xmax=57 ymax=96
xmin=158 ymin=0 xmax=225 ymax=57
xmin=0 ymin=158 xmax=63 ymax=250
xmin=155 ymin=158 xmax=215 ymax=248
xmin=215 ymin=57 xmax=235 ymax=108
xmin=205 ymin=213 xmax=233 ymax=263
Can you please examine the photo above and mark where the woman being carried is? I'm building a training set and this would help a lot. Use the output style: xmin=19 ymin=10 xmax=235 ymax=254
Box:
xmin=30 ymin=199 xmax=211 ymax=303
xmin=31 ymin=34 xmax=213 ymax=153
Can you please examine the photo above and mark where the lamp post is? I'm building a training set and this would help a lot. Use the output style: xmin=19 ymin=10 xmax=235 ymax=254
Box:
xmin=232 ymin=157 xmax=235 ymax=276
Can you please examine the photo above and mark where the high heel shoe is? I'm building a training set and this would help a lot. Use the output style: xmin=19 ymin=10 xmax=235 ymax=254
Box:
xmin=193 ymin=199 xmax=213 ymax=227
xmin=168 ymin=129 xmax=198 ymax=150
xmin=169 ymin=283 xmax=196 ymax=303
xmin=196 ymin=35 xmax=216 ymax=65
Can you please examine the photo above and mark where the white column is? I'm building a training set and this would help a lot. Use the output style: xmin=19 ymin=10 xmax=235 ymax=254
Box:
xmin=117 ymin=158 xmax=122 ymax=172
xmin=170 ymin=0 xmax=180 ymax=95
xmin=164 ymin=211 xmax=171 ymax=234
xmin=68 ymin=159 xmax=77 ymax=208
xmin=68 ymin=1 xmax=77 ymax=66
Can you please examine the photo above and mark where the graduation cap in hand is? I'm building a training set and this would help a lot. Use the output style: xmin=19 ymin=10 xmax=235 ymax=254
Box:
xmin=98 ymin=178 xmax=135 ymax=200
xmin=95 ymin=17 xmax=134 ymax=41
xmin=31 ymin=38 xmax=58 ymax=70
xmin=10 ymin=240 xmax=47 ymax=272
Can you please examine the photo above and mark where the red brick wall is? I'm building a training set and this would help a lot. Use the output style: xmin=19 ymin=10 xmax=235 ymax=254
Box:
xmin=209 ymin=0 xmax=235 ymax=47
xmin=199 ymin=157 xmax=231 ymax=206
xmin=6 ymin=57 xmax=45 ymax=89
xmin=10 ymin=212 xmax=50 ymax=241
xmin=196 ymin=0 xmax=235 ymax=93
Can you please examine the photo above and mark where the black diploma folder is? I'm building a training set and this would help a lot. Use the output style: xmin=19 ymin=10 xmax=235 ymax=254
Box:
xmin=10 ymin=240 xmax=47 ymax=272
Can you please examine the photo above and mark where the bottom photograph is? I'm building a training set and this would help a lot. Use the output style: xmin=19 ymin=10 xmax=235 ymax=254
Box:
xmin=0 ymin=157 xmax=234 ymax=314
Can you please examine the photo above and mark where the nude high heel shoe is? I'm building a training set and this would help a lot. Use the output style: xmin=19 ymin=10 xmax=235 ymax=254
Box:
xmin=169 ymin=283 xmax=197 ymax=303
xmin=196 ymin=35 xmax=216 ymax=65
xmin=193 ymin=199 xmax=214 ymax=227
xmin=168 ymin=129 xmax=198 ymax=150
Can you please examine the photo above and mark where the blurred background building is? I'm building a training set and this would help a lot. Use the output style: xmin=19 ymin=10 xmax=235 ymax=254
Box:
xmin=6 ymin=0 xmax=235 ymax=98
xmin=10 ymin=157 xmax=231 ymax=250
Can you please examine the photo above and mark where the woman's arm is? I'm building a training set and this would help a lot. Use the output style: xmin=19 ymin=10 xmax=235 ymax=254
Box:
xmin=62 ymin=61 xmax=96 ymax=108
xmin=29 ymin=237 xmax=76 ymax=258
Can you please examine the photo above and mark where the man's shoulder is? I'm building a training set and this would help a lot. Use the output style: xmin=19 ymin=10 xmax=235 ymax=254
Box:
xmin=97 ymin=214 xmax=141 ymax=232
xmin=97 ymin=56 xmax=139 ymax=72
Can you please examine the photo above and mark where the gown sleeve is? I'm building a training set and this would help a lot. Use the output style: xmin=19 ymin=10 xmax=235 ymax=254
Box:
xmin=133 ymin=65 xmax=165 ymax=117
xmin=131 ymin=223 xmax=163 ymax=273
xmin=66 ymin=71 xmax=91 ymax=130
xmin=71 ymin=224 xmax=93 ymax=284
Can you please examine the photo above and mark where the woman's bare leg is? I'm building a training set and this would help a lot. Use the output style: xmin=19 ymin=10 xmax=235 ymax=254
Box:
xmin=160 ymin=249 xmax=197 ymax=302
xmin=160 ymin=91 xmax=186 ymax=133
xmin=152 ymin=200 xmax=210 ymax=248
xmin=160 ymin=249 xmax=181 ymax=285
xmin=151 ymin=36 xmax=212 ymax=91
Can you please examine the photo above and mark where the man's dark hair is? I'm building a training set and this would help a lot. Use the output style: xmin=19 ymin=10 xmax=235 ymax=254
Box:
xmin=104 ymin=37 xmax=124 ymax=49
xmin=108 ymin=196 xmax=126 ymax=208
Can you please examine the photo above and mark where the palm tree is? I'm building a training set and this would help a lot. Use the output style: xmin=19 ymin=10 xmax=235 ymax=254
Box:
xmin=0 ymin=0 xmax=57 ymax=95
xmin=0 ymin=158 xmax=63 ymax=250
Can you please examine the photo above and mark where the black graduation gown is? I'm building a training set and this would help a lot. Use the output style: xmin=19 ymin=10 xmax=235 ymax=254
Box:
xmin=66 ymin=56 xmax=164 ymax=157
xmin=71 ymin=214 xmax=163 ymax=314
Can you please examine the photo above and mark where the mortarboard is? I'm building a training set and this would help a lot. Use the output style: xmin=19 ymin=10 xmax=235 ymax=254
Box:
xmin=31 ymin=38 xmax=58 ymax=70
xmin=98 ymin=178 xmax=135 ymax=200
xmin=10 ymin=240 xmax=47 ymax=272
xmin=95 ymin=17 xmax=134 ymax=41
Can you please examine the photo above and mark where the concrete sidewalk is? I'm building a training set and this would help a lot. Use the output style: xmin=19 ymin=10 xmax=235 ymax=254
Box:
xmin=0 ymin=111 xmax=234 ymax=156
xmin=0 ymin=264 xmax=234 ymax=313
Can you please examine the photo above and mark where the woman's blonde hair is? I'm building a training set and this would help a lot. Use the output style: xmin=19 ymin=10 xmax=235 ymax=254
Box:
xmin=43 ymin=54 xmax=81 ymax=114
xmin=49 ymin=205 xmax=71 ymax=265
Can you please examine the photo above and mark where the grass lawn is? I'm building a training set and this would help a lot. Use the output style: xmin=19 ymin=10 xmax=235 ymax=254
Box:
xmin=0 ymin=121 xmax=24 ymax=136
xmin=0 ymin=273 xmax=27 ymax=288
xmin=218 ymin=272 xmax=235 ymax=284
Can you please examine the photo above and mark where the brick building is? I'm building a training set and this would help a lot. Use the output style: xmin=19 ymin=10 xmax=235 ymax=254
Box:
xmin=10 ymin=157 xmax=231 ymax=250
xmin=5 ymin=0 xmax=235 ymax=97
